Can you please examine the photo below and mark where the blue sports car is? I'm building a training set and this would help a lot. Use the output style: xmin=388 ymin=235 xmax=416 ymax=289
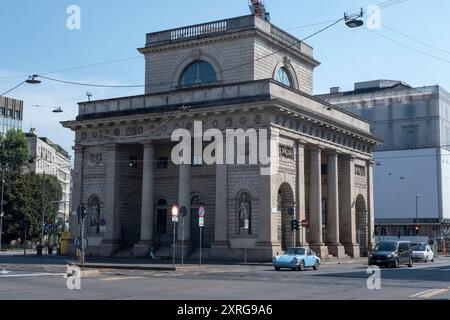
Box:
xmin=273 ymin=247 xmax=321 ymax=271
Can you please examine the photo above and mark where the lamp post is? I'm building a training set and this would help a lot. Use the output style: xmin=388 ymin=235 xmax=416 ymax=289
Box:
xmin=416 ymin=193 xmax=420 ymax=240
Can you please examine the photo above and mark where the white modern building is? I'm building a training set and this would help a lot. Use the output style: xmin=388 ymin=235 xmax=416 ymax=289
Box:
xmin=317 ymin=80 xmax=450 ymax=239
xmin=26 ymin=129 xmax=72 ymax=223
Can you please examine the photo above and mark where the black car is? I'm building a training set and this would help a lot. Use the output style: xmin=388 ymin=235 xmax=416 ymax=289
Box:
xmin=368 ymin=241 xmax=414 ymax=268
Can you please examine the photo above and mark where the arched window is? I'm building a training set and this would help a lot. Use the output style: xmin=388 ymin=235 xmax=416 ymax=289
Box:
xmin=156 ymin=199 xmax=168 ymax=235
xmin=87 ymin=196 xmax=101 ymax=235
xmin=180 ymin=60 xmax=217 ymax=86
xmin=274 ymin=67 xmax=292 ymax=87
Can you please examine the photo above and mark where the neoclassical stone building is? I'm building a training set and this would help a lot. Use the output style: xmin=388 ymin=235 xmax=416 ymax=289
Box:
xmin=63 ymin=15 xmax=380 ymax=261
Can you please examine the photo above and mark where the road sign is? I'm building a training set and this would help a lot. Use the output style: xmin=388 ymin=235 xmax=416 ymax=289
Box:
xmin=244 ymin=219 xmax=249 ymax=230
xmin=301 ymin=220 xmax=309 ymax=228
xmin=180 ymin=206 xmax=188 ymax=217
xmin=75 ymin=237 xmax=88 ymax=250
xmin=198 ymin=207 xmax=205 ymax=218
xmin=287 ymin=207 xmax=295 ymax=216
xmin=172 ymin=216 xmax=179 ymax=223
xmin=199 ymin=217 xmax=204 ymax=227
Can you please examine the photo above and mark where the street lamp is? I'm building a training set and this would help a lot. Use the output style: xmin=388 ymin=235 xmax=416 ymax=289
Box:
xmin=344 ymin=9 xmax=364 ymax=28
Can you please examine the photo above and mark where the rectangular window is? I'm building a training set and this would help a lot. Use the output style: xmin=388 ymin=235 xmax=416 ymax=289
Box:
xmin=7 ymin=109 xmax=13 ymax=118
xmin=0 ymin=107 xmax=5 ymax=116
xmin=14 ymin=110 xmax=20 ymax=119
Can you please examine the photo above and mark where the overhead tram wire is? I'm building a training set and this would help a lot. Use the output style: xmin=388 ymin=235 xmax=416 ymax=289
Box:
xmin=365 ymin=28 xmax=450 ymax=65
xmin=382 ymin=24 xmax=450 ymax=56
xmin=0 ymin=80 xmax=26 ymax=96
xmin=0 ymin=1 xmax=411 ymax=83
xmin=29 ymin=17 xmax=346 ymax=92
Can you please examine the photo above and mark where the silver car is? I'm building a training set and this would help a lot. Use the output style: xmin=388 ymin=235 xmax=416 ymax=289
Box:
xmin=412 ymin=244 xmax=434 ymax=262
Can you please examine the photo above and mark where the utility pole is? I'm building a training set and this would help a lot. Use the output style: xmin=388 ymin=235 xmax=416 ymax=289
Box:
xmin=38 ymin=170 xmax=45 ymax=255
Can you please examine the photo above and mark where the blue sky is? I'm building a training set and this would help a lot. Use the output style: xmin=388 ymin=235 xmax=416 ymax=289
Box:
xmin=1 ymin=0 xmax=450 ymax=159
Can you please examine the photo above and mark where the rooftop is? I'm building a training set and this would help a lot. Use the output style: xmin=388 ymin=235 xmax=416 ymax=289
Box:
xmin=140 ymin=15 xmax=316 ymax=62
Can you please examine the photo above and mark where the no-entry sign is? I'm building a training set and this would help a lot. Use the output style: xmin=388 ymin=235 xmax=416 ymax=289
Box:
xmin=198 ymin=207 xmax=205 ymax=218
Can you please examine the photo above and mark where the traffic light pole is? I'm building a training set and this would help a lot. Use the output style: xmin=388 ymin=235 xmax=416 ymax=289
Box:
xmin=416 ymin=193 xmax=420 ymax=241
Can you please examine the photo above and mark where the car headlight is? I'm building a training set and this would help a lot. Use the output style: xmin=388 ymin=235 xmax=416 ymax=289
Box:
xmin=387 ymin=254 xmax=394 ymax=259
xmin=291 ymin=258 xmax=298 ymax=264
xmin=273 ymin=257 xmax=278 ymax=262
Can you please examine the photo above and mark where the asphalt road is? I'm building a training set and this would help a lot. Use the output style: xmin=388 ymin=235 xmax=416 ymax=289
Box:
xmin=0 ymin=254 xmax=450 ymax=300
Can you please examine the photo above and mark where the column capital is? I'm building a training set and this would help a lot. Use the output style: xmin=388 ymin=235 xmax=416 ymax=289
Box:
xmin=72 ymin=145 xmax=85 ymax=153
xmin=140 ymin=140 xmax=154 ymax=148
xmin=341 ymin=154 xmax=357 ymax=162
xmin=368 ymin=159 xmax=376 ymax=167
xmin=297 ymin=139 xmax=308 ymax=147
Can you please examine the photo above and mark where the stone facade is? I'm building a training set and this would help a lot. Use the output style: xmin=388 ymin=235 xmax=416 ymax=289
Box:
xmin=62 ymin=15 xmax=380 ymax=261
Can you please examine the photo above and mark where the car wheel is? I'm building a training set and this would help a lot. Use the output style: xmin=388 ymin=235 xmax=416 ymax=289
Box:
xmin=313 ymin=260 xmax=319 ymax=271
xmin=393 ymin=258 xmax=400 ymax=268
xmin=298 ymin=260 xmax=305 ymax=272
xmin=408 ymin=257 xmax=414 ymax=268
xmin=274 ymin=267 xmax=280 ymax=271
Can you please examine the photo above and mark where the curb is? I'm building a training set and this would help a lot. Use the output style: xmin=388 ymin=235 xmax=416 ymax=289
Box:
xmin=81 ymin=264 xmax=176 ymax=271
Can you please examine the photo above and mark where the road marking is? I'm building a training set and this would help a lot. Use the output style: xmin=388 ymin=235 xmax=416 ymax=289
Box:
xmin=411 ymin=288 xmax=449 ymax=299
xmin=100 ymin=276 xmax=146 ymax=282
xmin=0 ymin=273 xmax=65 ymax=278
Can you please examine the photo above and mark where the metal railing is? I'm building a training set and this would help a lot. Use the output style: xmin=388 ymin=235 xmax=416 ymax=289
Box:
xmin=170 ymin=20 xmax=228 ymax=41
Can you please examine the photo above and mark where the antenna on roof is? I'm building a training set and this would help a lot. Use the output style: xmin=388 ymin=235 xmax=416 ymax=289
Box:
xmin=249 ymin=0 xmax=270 ymax=21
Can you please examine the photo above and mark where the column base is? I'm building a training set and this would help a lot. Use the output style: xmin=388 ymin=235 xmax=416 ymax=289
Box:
xmin=99 ymin=240 xmax=121 ymax=258
xmin=343 ymin=243 xmax=360 ymax=259
xmin=175 ymin=241 xmax=192 ymax=258
xmin=255 ymin=241 xmax=283 ymax=259
xmin=133 ymin=241 xmax=154 ymax=258
xmin=310 ymin=244 xmax=329 ymax=259
xmin=327 ymin=243 xmax=347 ymax=259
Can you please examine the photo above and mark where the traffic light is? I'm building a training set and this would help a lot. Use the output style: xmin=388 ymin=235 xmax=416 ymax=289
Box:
xmin=291 ymin=219 xmax=300 ymax=231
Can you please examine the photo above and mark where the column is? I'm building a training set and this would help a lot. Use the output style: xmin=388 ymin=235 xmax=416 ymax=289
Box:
xmin=178 ymin=163 xmax=191 ymax=243
xmin=134 ymin=142 xmax=155 ymax=257
xmin=68 ymin=145 xmax=84 ymax=255
xmin=296 ymin=142 xmax=307 ymax=246
xmin=341 ymin=155 xmax=359 ymax=258
xmin=367 ymin=160 xmax=376 ymax=251
xmin=309 ymin=148 xmax=328 ymax=258
xmin=212 ymin=164 xmax=229 ymax=248
xmin=309 ymin=148 xmax=323 ymax=245
xmin=101 ymin=143 xmax=121 ymax=256
xmin=327 ymin=152 xmax=346 ymax=258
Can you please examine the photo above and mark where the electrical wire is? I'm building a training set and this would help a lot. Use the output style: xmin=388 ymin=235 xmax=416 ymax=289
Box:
xmin=366 ymin=28 xmax=450 ymax=65
xmin=382 ymin=23 xmax=450 ymax=56
xmin=0 ymin=80 xmax=26 ymax=97
xmin=33 ymin=18 xmax=344 ymax=91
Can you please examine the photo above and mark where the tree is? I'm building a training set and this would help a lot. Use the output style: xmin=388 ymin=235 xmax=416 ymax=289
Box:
xmin=0 ymin=129 xmax=63 ymax=244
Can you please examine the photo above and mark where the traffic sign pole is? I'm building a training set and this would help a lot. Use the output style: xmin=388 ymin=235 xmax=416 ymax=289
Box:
xmin=198 ymin=207 xmax=205 ymax=267
xmin=181 ymin=217 xmax=185 ymax=267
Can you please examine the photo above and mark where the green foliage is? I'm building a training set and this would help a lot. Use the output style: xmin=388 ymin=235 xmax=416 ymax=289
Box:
xmin=0 ymin=129 xmax=29 ymax=171
xmin=0 ymin=129 xmax=63 ymax=243
xmin=3 ymin=173 xmax=63 ymax=243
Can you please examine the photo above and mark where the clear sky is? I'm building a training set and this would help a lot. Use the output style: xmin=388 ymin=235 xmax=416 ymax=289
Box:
xmin=1 ymin=0 xmax=450 ymax=160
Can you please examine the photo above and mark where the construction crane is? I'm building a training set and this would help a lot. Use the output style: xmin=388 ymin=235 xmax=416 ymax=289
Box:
xmin=249 ymin=0 xmax=270 ymax=21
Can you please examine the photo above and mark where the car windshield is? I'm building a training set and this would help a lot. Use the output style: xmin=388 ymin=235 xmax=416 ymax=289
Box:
xmin=374 ymin=242 xmax=397 ymax=252
xmin=284 ymin=248 xmax=305 ymax=255
xmin=412 ymin=245 xmax=426 ymax=251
